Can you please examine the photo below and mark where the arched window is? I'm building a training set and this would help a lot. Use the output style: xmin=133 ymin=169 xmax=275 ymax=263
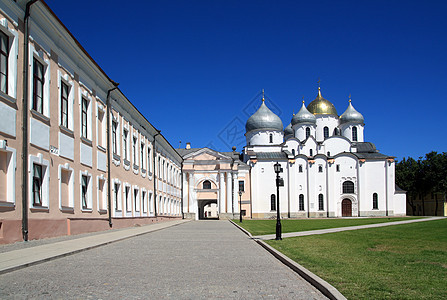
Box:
xmin=333 ymin=128 xmax=339 ymax=136
xmin=299 ymin=165 xmax=303 ymax=173
xmin=309 ymin=149 xmax=313 ymax=156
xmin=318 ymin=165 xmax=323 ymax=173
xmin=342 ymin=181 xmax=355 ymax=194
xmin=305 ymin=127 xmax=310 ymax=139
xmin=292 ymin=149 xmax=295 ymax=156
xmin=299 ymin=194 xmax=304 ymax=211
xmin=203 ymin=180 xmax=211 ymax=189
xmin=352 ymin=126 xmax=358 ymax=142
xmin=373 ymin=193 xmax=378 ymax=209
xmin=324 ymin=126 xmax=329 ymax=139
xmin=269 ymin=133 xmax=273 ymax=143
xmin=327 ymin=151 xmax=331 ymax=157
xmin=318 ymin=194 xmax=324 ymax=211
xmin=270 ymin=194 xmax=276 ymax=211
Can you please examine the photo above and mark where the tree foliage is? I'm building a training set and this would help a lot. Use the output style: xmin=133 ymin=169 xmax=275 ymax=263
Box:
xmin=396 ymin=151 xmax=447 ymax=215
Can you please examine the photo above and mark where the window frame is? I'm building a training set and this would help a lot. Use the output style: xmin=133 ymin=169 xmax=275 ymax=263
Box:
xmin=318 ymin=194 xmax=324 ymax=211
xmin=0 ymin=30 xmax=8 ymax=94
xmin=270 ymin=194 xmax=276 ymax=211
xmin=32 ymin=58 xmax=44 ymax=114
xmin=112 ymin=121 xmax=118 ymax=154
xmin=299 ymin=194 xmax=304 ymax=211
xmin=0 ymin=20 xmax=19 ymax=100
xmin=81 ymin=97 xmax=88 ymax=139
xmin=323 ymin=126 xmax=329 ymax=139
xmin=32 ymin=164 xmax=43 ymax=206
xmin=60 ymin=81 xmax=69 ymax=128
xmin=373 ymin=193 xmax=378 ymax=210
xmin=352 ymin=126 xmax=358 ymax=142
xmin=342 ymin=181 xmax=355 ymax=194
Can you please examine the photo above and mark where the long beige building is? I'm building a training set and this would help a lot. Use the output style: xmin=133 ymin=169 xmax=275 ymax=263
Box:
xmin=0 ymin=0 xmax=182 ymax=244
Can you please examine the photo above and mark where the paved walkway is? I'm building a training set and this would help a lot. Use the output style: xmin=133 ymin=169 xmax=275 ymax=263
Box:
xmin=254 ymin=216 xmax=445 ymax=240
xmin=0 ymin=220 xmax=327 ymax=299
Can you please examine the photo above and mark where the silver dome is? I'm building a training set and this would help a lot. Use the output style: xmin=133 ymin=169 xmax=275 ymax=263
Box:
xmin=284 ymin=122 xmax=293 ymax=136
xmin=291 ymin=102 xmax=316 ymax=125
xmin=245 ymin=100 xmax=283 ymax=132
xmin=340 ymin=101 xmax=364 ymax=124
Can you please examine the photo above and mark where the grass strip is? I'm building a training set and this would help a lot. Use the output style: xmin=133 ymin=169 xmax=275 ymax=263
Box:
xmin=236 ymin=217 xmax=421 ymax=236
xmin=266 ymin=219 xmax=447 ymax=299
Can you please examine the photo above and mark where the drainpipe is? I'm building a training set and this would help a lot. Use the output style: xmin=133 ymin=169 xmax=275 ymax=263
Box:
xmin=106 ymin=83 xmax=119 ymax=228
xmin=152 ymin=130 xmax=161 ymax=217
xmin=22 ymin=0 xmax=38 ymax=242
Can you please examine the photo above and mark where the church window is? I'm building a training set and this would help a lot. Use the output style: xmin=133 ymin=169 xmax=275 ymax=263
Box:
xmin=299 ymin=165 xmax=303 ymax=173
xmin=270 ymin=194 xmax=276 ymax=211
xmin=324 ymin=127 xmax=329 ymax=139
xmin=318 ymin=194 xmax=324 ymax=211
xmin=292 ymin=149 xmax=295 ymax=156
xmin=327 ymin=151 xmax=330 ymax=157
xmin=352 ymin=126 xmax=358 ymax=142
xmin=309 ymin=149 xmax=313 ymax=156
xmin=299 ymin=194 xmax=304 ymax=211
xmin=318 ymin=165 xmax=323 ymax=173
xmin=305 ymin=127 xmax=310 ymax=139
xmin=373 ymin=193 xmax=378 ymax=209
xmin=336 ymin=164 xmax=340 ymax=172
xmin=343 ymin=181 xmax=355 ymax=194
xmin=269 ymin=134 xmax=273 ymax=143
xmin=203 ymin=180 xmax=211 ymax=189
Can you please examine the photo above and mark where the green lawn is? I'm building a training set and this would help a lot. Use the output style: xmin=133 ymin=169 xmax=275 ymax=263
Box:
xmin=236 ymin=217 xmax=421 ymax=236
xmin=266 ymin=219 xmax=447 ymax=299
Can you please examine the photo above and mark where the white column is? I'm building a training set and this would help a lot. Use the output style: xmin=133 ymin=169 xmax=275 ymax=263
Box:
xmin=226 ymin=172 xmax=232 ymax=213
xmin=232 ymin=172 xmax=238 ymax=213
xmin=183 ymin=172 xmax=188 ymax=213
xmin=219 ymin=172 xmax=226 ymax=214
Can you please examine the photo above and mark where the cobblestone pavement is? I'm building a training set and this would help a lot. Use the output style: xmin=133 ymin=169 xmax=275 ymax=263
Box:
xmin=0 ymin=221 xmax=327 ymax=299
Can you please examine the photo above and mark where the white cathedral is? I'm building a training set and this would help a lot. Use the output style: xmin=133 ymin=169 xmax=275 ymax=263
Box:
xmin=179 ymin=88 xmax=406 ymax=220
xmin=242 ymin=88 xmax=406 ymax=218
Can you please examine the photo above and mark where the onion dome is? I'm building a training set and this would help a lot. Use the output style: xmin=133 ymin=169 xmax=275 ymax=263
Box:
xmin=340 ymin=99 xmax=364 ymax=124
xmin=284 ymin=122 xmax=293 ymax=136
xmin=245 ymin=97 xmax=283 ymax=132
xmin=307 ymin=87 xmax=338 ymax=116
xmin=292 ymin=101 xmax=316 ymax=125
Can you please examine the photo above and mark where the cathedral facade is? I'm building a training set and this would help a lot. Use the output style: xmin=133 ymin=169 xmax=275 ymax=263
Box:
xmin=243 ymin=89 xmax=406 ymax=218
xmin=180 ymin=88 xmax=406 ymax=220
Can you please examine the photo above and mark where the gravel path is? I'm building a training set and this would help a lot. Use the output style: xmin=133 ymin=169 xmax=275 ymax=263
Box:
xmin=0 ymin=220 xmax=326 ymax=299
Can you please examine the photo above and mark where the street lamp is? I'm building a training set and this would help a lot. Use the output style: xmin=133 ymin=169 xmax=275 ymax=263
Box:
xmin=274 ymin=162 xmax=283 ymax=240
xmin=238 ymin=190 xmax=244 ymax=223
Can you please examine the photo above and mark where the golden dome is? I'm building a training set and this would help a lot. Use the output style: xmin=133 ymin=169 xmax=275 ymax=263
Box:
xmin=307 ymin=87 xmax=338 ymax=116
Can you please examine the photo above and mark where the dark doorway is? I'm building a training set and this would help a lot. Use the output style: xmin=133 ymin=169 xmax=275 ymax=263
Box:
xmin=342 ymin=199 xmax=352 ymax=217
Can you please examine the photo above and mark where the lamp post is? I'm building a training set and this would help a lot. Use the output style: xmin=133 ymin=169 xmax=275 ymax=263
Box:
xmin=238 ymin=190 xmax=243 ymax=223
xmin=274 ymin=162 xmax=282 ymax=240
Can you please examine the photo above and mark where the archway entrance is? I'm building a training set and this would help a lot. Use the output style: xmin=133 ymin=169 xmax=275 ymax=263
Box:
xmin=198 ymin=200 xmax=218 ymax=220
xmin=342 ymin=199 xmax=352 ymax=217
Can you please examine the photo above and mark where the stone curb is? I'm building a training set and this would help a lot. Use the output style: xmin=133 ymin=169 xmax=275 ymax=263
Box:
xmin=229 ymin=220 xmax=346 ymax=300
xmin=0 ymin=219 xmax=190 ymax=275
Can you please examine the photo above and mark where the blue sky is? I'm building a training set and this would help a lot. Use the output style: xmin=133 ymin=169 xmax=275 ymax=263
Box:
xmin=44 ymin=0 xmax=447 ymax=161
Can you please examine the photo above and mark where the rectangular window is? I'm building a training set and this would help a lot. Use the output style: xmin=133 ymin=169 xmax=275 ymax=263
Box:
xmin=238 ymin=180 xmax=244 ymax=192
xmin=125 ymin=186 xmax=131 ymax=212
xmin=97 ymin=110 xmax=104 ymax=147
xmin=32 ymin=58 xmax=44 ymax=114
xmin=0 ymin=31 xmax=8 ymax=94
xmin=142 ymin=191 xmax=146 ymax=213
xmin=112 ymin=121 xmax=117 ymax=154
xmin=133 ymin=137 xmax=137 ymax=164
xmin=98 ymin=178 xmax=105 ymax=210
xmin=81 ymin=98 xmax=88 ymax=139
xmin=32 ymin=164 xmax=42 ymax=206
xmin=81 ymin=175 xmax=88 ymax=209
xmin=60 ymin=168 xmax=70 ymax=208
xmin=318 ymin=165 xmax=323 ymax=173
xmin=134 ymin=188 xmax=139 ymax=212
xmin=60 ymin=81 xmax=69 ymax=128
xmin=141 ymin=143 xmax=145 ymax=169
xmin=299 ymin=165 xmax=303 ymax=173
xmin=123 ymin=130 xmax=128 ymax=160
xmin=114 ymin=183 xmax=121 ymax=211
xmin=147 ymin=147 xmax=151 ymax=173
